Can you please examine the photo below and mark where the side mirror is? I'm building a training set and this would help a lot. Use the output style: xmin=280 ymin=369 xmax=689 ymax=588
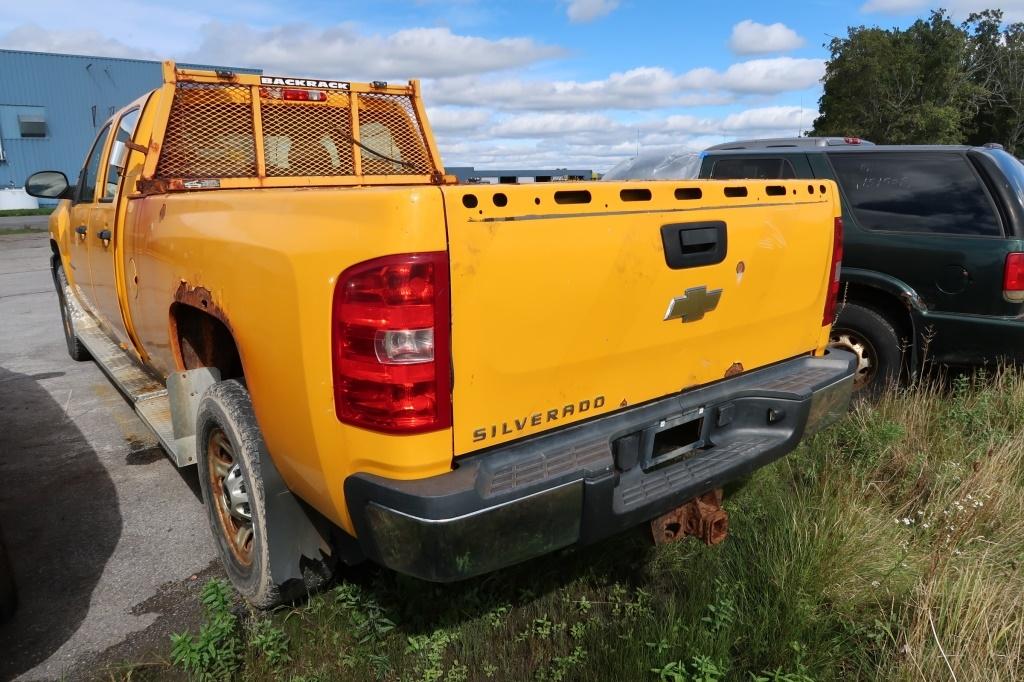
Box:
xmin=25 ymin=171 xmax=74 ymax=200
xmin=109 ymin=141 xmax=129 ymax=171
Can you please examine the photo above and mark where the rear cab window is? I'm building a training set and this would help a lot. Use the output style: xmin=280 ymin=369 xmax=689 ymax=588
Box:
xmin=710 ymin=157 xmax=796 ymax=180
xmin=828 ymin=152 xmax=1003 ymax=236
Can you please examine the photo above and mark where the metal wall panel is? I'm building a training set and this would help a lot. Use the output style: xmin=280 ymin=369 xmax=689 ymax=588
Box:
xmin=0 ymin=49 xmax=259 ymax=189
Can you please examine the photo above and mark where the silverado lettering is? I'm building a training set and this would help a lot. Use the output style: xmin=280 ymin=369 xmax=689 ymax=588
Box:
xmin=472 ymin=396 xmax=607 ymax=442
xmin=28 ymin=61 xmax=855 ymax=606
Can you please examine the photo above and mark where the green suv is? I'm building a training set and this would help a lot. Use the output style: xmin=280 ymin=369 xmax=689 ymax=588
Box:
xmin=699 ymin=140 xmax=1024 ymax=393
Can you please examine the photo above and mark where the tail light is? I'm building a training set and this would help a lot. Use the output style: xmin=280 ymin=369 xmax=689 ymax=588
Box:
xmin=1004 ymin=252 xmax=1024 ymax=302
xmin=260 ymin=87 xmax=328 ymax=102
xmin=822 ymin=216 xmax=843 ymax=326
xmin=332 ymin=253 xmax=451 ymax=434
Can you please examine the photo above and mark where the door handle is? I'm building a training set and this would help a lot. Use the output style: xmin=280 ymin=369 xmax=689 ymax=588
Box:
xmin=661 ymin=221 xmax=728 ymax=269
xmin=97 ymin=229 xmax=111 ymax=241
xmin=74 ymin=225 xmax=87 ymax=237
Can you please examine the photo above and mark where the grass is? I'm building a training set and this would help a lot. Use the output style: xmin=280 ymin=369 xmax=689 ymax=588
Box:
xmin=117 ymin=371 xmax=1024 ymax=681
xmin=0 ymin=207 xmax=53 ymax=217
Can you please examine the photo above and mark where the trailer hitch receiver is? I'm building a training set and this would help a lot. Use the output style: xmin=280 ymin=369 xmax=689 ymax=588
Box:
xmin=650 ymin=488 xmax=729 ymax=546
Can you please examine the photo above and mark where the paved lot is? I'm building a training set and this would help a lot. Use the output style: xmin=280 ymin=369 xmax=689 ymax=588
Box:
xmin=0 ymin=216 xmax=49 ymax=232
xmin=0 ymin=232 xmax=219 ymax=681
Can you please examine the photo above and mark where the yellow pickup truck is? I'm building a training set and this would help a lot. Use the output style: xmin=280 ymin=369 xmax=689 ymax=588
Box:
xmin=27 ymin=62 xmax=855 ymax=606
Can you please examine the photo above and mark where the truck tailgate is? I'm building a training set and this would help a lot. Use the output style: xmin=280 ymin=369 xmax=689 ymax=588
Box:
xmin=443 ymin=180 xmax=839 ymax=455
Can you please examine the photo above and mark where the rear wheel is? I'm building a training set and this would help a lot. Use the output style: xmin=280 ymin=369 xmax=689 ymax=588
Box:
xmin=53 ymin=262 xmax=89 ymax=361
xmin=829 ymin=302 xmax=902 ymax=395
xmin=196 ymin=379 xmax=333 ymax=608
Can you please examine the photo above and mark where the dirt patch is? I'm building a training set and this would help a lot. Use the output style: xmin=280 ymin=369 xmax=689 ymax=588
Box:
xmin=82 ymin=560 xmax=224 ymax=681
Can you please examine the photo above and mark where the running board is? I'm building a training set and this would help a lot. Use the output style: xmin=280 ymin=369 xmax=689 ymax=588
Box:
xmin=74 ymin=310 xmax=204 ymax=467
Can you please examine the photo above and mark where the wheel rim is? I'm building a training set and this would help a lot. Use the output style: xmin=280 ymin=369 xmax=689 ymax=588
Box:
xmin=206 ymin=428 xmax=254 ymax=566
xmin=829 ymin=328 xmax=877 ymax=390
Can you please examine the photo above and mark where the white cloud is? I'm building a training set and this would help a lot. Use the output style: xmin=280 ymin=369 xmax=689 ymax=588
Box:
xmin=426 ymin=58 xmax=819 ymax=113
xmin=729 ymin=20 xmax=805 ymax=55
xmin=426 ymin=68 xmax=685 ymax=111
xmin=190 ymin=23 xmax=562 ymax=80
xmin=720 ymin=105 xmax=812 ymax=133
xmin=426 ymin=107 xmax=492 ymax=133
xmin=433 ymin=105 xmax=821 ymax=171
xmin=680 ymin=57 xmax=824 ymax=94
xmin=860 ymin=0 xmax=924 ymax=12
xmin=0 ymin=24 xmax=156 ymax=59
xmin=0 ymin=20 xmax=562 ymax=81
xmin=861 ymin=0 xmax=1024 ymax=20
xmin=565 ymin=0 xmax=620 ymax=23
xmin=490 ymin=112 xmax=618 ymax=137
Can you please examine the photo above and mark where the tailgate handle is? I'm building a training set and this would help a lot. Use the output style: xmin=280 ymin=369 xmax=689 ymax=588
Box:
xmin=661 ymin=221 xmax=727 ymax=269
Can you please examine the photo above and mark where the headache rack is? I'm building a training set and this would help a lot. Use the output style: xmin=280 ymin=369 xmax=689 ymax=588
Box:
xmin=139 ymin=61 xmax=445 ymax=192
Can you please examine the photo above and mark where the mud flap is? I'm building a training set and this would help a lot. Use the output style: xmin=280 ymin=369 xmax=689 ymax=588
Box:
xmin=256 ymin=447 xmax=339 ymax=586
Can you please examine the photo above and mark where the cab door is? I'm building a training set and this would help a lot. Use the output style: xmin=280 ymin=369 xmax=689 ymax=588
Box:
xmin=88 ymin=108 xmax=141 ymax=345
xmin=67 ymin=122 xmax=112 ymax=313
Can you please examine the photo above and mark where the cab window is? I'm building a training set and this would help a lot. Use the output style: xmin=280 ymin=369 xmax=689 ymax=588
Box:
xmin=103 ymin=109 xmax=141 ymax=201
xmin=711 ymin=157 xmax=796 ymax=180
xmin=76 ymin=123 xmax=112 ymax=204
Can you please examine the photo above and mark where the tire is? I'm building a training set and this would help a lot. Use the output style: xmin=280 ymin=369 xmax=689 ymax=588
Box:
xmin=53 ymin=262 xmax=90 ymax=361
xmin=830 ymin=302 xmax=903 ymax=396
xmin=196 ymin=379 xmax=332 ymax=608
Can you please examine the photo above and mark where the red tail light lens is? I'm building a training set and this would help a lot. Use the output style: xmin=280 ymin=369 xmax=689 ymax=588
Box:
xmin=259 ymin=87 xmax=328 ymax=102
xmin=822 ymin=216 xmax=844 ymax=326
xmin=332 ymin=253 xmax=451 ymax=433
xmin=1004 ymin=252 xmax=1024 ymax=302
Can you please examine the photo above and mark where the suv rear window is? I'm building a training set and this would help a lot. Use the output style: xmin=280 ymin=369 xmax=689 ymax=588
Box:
xmin=710 ymin=157 xmax=795 ymax=180
xmin=829 ymin=153 xmax=1002 ymax=236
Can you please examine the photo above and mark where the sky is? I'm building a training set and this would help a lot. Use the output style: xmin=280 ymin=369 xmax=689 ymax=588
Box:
xmin=2 ymin=0 xmax=1023 ymax=171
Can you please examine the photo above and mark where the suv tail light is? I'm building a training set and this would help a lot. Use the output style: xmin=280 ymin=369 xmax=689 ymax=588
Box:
xmin=822 ymin=216 xmax=844 ymax=326
xmin=332 ymin=252 xmax=451 ymax=433
xmin=1004 ymin=252 xmax=1024 ymax=302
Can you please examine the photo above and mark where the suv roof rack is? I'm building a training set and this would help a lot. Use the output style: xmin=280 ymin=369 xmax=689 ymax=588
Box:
xmin=704 ymin=137 xmax=874 ymax=151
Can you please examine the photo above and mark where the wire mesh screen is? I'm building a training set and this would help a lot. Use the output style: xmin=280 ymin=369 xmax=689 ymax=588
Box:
xmin=262 ymin=90 xmax=356 ymax=177
xmin=156 ymin=83 xmax=257 ymax=178
xmin=356 ymin=93 xmax=433 ymax=175
xmin=156 ymin=81 xmax=436 ymax=179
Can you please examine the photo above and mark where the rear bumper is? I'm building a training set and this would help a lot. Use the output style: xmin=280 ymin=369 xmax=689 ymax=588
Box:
xmin=344 ymin=350 xmax=856 ymax=582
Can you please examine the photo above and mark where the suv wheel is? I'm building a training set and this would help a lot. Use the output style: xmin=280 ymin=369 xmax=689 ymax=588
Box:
xmin=829 ymin=302 xmax=903 ymax=395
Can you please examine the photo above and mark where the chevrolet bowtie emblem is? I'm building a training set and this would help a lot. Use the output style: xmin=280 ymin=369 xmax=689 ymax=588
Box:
xmin=663 ymin=286 xmax=722 ymax=323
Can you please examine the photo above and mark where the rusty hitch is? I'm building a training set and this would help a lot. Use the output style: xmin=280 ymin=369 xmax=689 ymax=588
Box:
xmin=650 ymin=489 xmax=729 ymax=546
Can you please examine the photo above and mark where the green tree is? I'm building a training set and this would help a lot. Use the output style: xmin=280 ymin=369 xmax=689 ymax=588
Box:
xmin=812 ymin=10 xmax=983 ymax=144
xmin=964 ymin=10 xmax=1024 ymax=153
